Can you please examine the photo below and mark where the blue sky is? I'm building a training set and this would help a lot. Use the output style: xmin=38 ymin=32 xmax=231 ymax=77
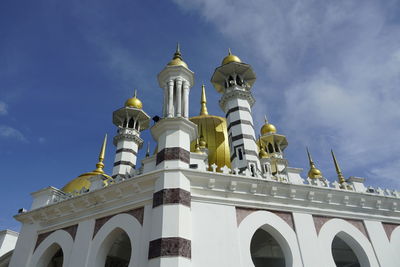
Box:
xmin=1 ymin=0 xmax=400 ymax=231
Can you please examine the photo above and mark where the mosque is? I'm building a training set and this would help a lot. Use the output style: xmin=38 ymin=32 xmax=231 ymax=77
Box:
xmin=1 ymin=46 xmax=400 ymax=267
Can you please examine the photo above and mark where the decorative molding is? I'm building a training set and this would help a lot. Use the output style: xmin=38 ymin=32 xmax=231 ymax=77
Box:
xmin=313 ymin=215 xmax=369 ymax=240
xmin=153 ymin=188 xmax=191 ymax=208
xmin=235 ymin=207 xmax=295 ymax=230
xmin=93 ymin=207 xmax=144 ymax=238
xmin=382 ymin=222 xmax=400 ymax=240
xmin=35 ymin=224 xmax=77 ymax=250
xmin=148 ymin=237 xmax=191 ymax=259
xmin=156 ymin=147 xmax=190 ymax=165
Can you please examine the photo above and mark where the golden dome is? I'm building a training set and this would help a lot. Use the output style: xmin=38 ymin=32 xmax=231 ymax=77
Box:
xmin=221 ymin=48 xmax=241 ymax=65
xmin=261 ymin=116 xmax=277 ymax=135
xmin=307 ymin=148 xmax=323 ymax=179
xmin=167 ymin=43 xmax=188 ymax=69
xmin=190 ymin=85 xmax=230 ymax=171
xmin=259 ymin=146 xmax=269 ymax=159
xmin=125 ymin=90 xmax=143 ymax=109
xmin=62 ymin=135 xmax=112 ymax=194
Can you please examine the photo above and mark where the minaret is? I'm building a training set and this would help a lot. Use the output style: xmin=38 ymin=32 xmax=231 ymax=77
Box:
xmin=211 ymin=49 xmax=260 ymax=175
xmin=112 ymin=90 xmax=150 ymax=178
xmin=149 ymin=45 xmax=196 ymax=267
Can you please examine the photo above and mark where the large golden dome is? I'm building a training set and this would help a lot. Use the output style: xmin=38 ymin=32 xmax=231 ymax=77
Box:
xmin=190 ymin=85 xmax=231 ymax=171
xmin=62 ymin=135 xmax=112 ymax=194
xmin=221 ymin=48 xmax=241 ymax=65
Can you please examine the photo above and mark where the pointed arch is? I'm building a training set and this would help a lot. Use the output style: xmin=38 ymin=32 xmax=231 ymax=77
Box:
xmin=30 ymin=230 xmax=73 ymax=267
xmin=238 ymin=210 xmax=302 ymax=267
xmin=318 ymin=218 xmax=379 ymax=267
xmin=87 ymin=213 xmax=142 ymax=267
xmin=390 ymin=225 xmax=400 ymax=252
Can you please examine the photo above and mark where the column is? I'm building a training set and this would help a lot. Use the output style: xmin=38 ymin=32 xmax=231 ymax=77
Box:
xmin=176 ymin=78 xmax=182 ymax=117
xmin=183 ymin=81 xmax=189 ymax=118
xmin=163 ymin=86 xmax=168 ymax=117
xmin=168 ymin=80 xmax=174 ymax=117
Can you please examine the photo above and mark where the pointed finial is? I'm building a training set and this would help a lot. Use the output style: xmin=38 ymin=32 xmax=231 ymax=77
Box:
xmin=331 ymin=149 xmax=345 ymax=184
xmin=194 ymin=138 xmax=202 ymax=153
xmin=306 ymin=147 xmax=313 ymax=165
xmin=94 ymin=134 xmax=107 ymax=173
xmin=228 ymin=48 xmax=232 ymax=55
xmin=145 ymin=142 xmax=150 ymax=157
xmin=200 ymin=84 xmax=209 ymax=116
xmin=134 ymin=89 xmax=137 ymax=98
xmin=173 ymin=43 xmax=183 ymax=60
xmin=306 ymin=147 xmax=322 ymax=179
xmin=199 ymin=124 xmax=207 ymax=148
xmin=264 ymin=115 xmax=269 ymax=124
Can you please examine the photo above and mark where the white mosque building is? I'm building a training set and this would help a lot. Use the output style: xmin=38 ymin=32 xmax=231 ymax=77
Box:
xmin=1 ymin=46 xmax=400 ymax=267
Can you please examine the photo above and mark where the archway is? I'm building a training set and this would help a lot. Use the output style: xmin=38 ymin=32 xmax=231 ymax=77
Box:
xmin=250 ymin=228 xmax=285 ymax=267
xmin=331 ymin=236 xmax=360 ymax=267
xmin=104 ymin=229 xmax=132 ymax=267
xmin=37 ymin=243 xmax=63 ymax=267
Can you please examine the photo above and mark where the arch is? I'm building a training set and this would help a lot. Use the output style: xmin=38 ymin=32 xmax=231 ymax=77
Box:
xmin=30 ymin=230 xmax=73 ymax=267
xmin=318 ymin=219 xmax=379 ymax=267
xmin=87 ymin=213 xmax=142 ymax=267
xmin=238 ymin=210 xmax=302 ymax=267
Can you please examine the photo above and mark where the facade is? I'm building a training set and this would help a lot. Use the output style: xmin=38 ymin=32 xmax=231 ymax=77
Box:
xmin=3 ymin=46 xmax=400 ymax=267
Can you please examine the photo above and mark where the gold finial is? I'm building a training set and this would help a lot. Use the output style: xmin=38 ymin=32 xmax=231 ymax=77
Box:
xmin=125 ymin=89 xmax=143 ymax=109
xmin=221 ymin=48 xmax=241 ymax=65
xmin=94 ymin=134 xmax=107 ymax=173
xmin=200 ymin=84 xmax=209 ymax=116
xmin=306 ymin=147 xmax=322 ymax=179
xmin=167 ymin=43 xmax=188 ymax=68
xmin=145 ymin=142 xmax=150 ymax=157
xmin=199 ymin=124 xmax=207 ymax=148
xmin=194 ymin=138 xmax=202 ymax=153
xmin=173 ymin=43 xmax=182 ymax=60
xmin=331 ymin=149 xmax=346 ymax=184
xmin=261 ymin=115 xmax=277 ymax=135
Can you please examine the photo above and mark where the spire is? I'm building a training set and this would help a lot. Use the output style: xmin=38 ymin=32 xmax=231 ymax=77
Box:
xmin=264 ymin=115 xmax=268 ymax=124
xmin=94 ymin=134 xmax=107 ymax=174
xmin=173 ymin=43 xmax=183 ymax=61
xmin=228 ymin=48 xmax=232 ymax=55
xmin=134 ymin=89 xmax=137 ymax=98
xmin=307 ymin=147 xmax=322 ymax=179
xmin=331 ymin=149 xmax=346 ymax=184
xmin=194 ymin=138 xmax=202 ymax=153
xmin=200 ymin=84 xmax=209 ymax=116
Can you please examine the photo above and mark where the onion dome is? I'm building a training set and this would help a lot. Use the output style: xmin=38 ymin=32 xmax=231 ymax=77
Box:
xmin=261 ymin=115 xmax=277 ymax=135
xmin=190 ymin=85 xmax=231 ymax=171
xmin=62 ymin=135 xmax=112 ymax=194
xmin=307 ymin=148 xmax=322 ymax=179
xmin=167 ymin=43 xmax=188 ymax=69
xmin=221 ymin=48 xmax=241 ymax=65
xmin=125 ymin=90 xmax=143 ymax=109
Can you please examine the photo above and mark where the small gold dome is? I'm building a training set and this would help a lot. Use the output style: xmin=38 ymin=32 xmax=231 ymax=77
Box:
xmin=308 ymin=167 xmax=322 ymax=179
xmin=167 ymin=43 xmax=188 ymax=69
xmin=259 ymin=146 xmax=269 ymax=159
xmin=221 ymin=48 xmax=241 ymax=65
xmin=261 ymin=116 xmax=277 ymax=135
xmin=125 ymin=90 xmax=143 ymax=109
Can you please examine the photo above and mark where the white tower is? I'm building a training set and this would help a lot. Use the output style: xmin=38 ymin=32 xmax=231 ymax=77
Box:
xmin=149 ymin=45 xmax=197 ymax=267
xmin=112 ymin=91 xmax=150 ymax=178
xmin=211 ymin=49 xmax=260 ymax=175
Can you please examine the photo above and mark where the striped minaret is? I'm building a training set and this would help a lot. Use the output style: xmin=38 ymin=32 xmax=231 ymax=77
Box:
xmin=211 ymin=49 xmax=260 ymax=175
xmin=112 ymin=90 xmax=150 ymax=178
xmin=149 ymin=44 xmax=197 ymax=267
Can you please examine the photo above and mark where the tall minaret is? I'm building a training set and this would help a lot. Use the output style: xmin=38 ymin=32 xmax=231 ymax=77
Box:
xmin=112 ymin=91 xmax=150 ymax=178
xmin=149 ymin=45 xmax=197 ymax=267
xmin=211 ymin=49 xmax=260 ymax=175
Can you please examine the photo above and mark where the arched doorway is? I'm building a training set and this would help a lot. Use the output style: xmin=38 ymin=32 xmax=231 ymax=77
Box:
xmin=250 ymin=228 xmax=285 ymax=267
xmin=331 ymin=236 xmax=360 ymax=267
xmin=46 ymin=247 xmax=63 ymax=267
xmin=104 ymin=229 xmax=132 ymax=267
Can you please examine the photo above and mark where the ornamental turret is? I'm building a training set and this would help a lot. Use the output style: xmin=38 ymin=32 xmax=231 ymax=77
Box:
xmin=211 ymin=49 xmax=260 ymax=176
xmin=112 ymin=91 xmax=150 ymax=178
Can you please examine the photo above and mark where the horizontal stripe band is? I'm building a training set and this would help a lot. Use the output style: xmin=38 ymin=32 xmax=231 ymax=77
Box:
xmin=226 ymin=106 xmax=251 ymax=118
xmin=153 ymin=188 xmax=191 ymax=208
xmin=227 ymin=119 xmax=254 ymax=132
xmin=116 ymin=148 xmax=137 ymax=155
xmin=113 ymin=161 xmax=136 ymax=168
xmin=148 ymin=237 xmax=191 ymax=259
xmin=156 ymin=147 xmax=190 ymax=165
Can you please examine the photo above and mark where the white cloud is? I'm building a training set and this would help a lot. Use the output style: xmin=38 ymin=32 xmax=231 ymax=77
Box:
xmin=0 ymin=101 xmax=7 ymax=115
xmin=174 ymin=0 xmax=400 ymax=188
xmin=0 ymin=125 xmax=27 ymax=142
